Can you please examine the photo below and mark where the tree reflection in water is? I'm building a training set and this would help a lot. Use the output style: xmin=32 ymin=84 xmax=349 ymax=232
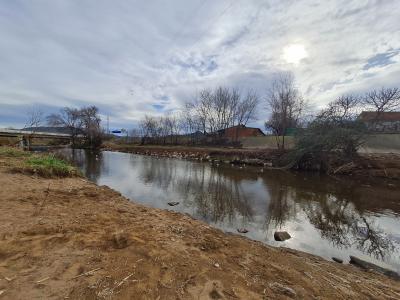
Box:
xmin=58 ymin=148 xmax=103 ymax=182
xmin=137 ymin=158 xmax=254 ymax=224
xmin=352 ymin=217 xmax=394 ymax=260
xmin=264 ymin=183 xmax=297 ymax=230
xmin=295 ymin=190 xmax=394 ymax=260
xmin=184 ymin=168 xmax=253 ymax=224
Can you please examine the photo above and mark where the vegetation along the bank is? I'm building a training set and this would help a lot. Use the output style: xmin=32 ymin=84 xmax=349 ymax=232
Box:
xmin=0 ymin=146 xmax=79 ymax=177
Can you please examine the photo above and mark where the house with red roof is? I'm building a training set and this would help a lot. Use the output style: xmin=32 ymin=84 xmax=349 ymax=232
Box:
xmin=359 ymin=111 xmax=400 ymax=133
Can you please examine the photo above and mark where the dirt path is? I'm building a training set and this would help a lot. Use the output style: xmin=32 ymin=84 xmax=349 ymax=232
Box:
xmin=0 ymin=161 xmax=400 ymax=299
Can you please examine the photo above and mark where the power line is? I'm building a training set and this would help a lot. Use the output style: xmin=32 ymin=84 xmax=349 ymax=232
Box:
xmin=169 ymin=0 xmax=209 ymax=48
xmin=107 ymin=115 xmax=109 ymax=134
xmin=188 ymin=0 xmax=236 ymax=51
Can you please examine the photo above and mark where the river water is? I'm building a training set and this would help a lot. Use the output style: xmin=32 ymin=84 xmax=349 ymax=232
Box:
xmin=59 ymin=149 xmax=400 ymax=272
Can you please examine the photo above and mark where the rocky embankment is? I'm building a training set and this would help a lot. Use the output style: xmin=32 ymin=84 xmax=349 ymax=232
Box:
xmin=103 ymin=143 xmax=400 ymax=183
xmin=1 ymin=153 xmax=400 ymax=299
xmin=102 ymin=144 xmax=281 ymax=167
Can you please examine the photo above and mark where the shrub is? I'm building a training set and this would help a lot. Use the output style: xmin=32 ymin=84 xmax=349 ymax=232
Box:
xmin=25 ymin=155 xmax=79 ymax=177
xmin=277 ymin=95 xmax=367 ymax=172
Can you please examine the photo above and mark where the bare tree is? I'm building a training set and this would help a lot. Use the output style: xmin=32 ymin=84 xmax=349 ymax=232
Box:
xmin=23 ymin=108 xmax=43 ymax=149
xmin=318 ymin=95 xmax=361 ymax=123
xmin=236 ymin=90 xmax=259 ymax=126
xmin=47 ymin=107 xmax=83 ymax=146
xmin=363 ymin=87 xmax=400 ymax=129
xmin=47 ymin=106 xmax=102 ymax=148
xmin=187 ymin=89 xmax=213 ymax=134
xmin=364 ymin=87 xmax=400 ymax=113
xmin=159 ymin=116 xmax=169 ymax=144
xmin=165 ymin=113 xmax=180 ymax=144
xmin=128 ymin=128 xmax=141 ymax=144
xmin=186 ymin=86 xmax=260 ymax=138
xmin=139 ymin=115 xmax=159 ymax=144
xmin=136 ymin=86 xmax=259 ymax=146
xmin=234 ymin=90 xmax=260 ymax=141
xmin=179 ymin=108 xmax=203 ymax=144
xmin=208 ymin=87 xmax=238 ymax=132
xmin=80 ymin=106 xmax=102 ymax=148
xmin=265 ymin=72 xmax=306 ymax=149
xmin=24 ymin=108 xmax=43 ymax=130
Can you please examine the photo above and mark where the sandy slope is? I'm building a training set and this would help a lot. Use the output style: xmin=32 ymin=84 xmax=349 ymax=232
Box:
xmin=0 ymin=160 xmax=400 ymax=299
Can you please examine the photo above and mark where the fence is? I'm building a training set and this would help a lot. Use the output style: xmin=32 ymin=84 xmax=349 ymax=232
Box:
xmin=240 ymin=134 xmax=400 ymax=153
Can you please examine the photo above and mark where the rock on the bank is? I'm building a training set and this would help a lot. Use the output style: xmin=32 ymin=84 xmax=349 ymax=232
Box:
xmin=112 ymin=231 xmax=130 ymax=249
xmin=332 ymin=257 xmax=343 ymax=264
xmin=269 ymin=282 xmax=297 ymax=298
xmin=349 ymin=256 xmax=400 ymax=280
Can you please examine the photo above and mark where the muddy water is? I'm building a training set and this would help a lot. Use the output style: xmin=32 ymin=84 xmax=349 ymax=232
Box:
xmin=60 ymin=149 xmax=400 ymax=272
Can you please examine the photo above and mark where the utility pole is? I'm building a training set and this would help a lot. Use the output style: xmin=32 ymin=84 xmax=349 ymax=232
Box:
xmin=107 ymin=115 xmax=109 ymax=134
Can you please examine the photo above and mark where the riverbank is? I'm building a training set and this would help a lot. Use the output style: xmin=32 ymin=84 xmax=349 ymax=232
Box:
xmin=102 ymin=142 xmax=400 ymax=183
xmin=1 ymin=150 xmax=400 ymax=299
xmin=102 ymin=142 xmax=281 ymax=165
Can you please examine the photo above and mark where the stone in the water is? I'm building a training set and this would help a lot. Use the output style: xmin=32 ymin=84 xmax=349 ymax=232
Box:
xmin=167 ymin=202 xmax=179 ymax=206
xmin=237 ymin=228 xmax=248 ymax=233
xmin=274 ymin=231 xmax=291 ymax=241
xmin=332 ymin=257 xmax=343 ymax=263
xmin=349 ymin=256 xmax=400 ymax=280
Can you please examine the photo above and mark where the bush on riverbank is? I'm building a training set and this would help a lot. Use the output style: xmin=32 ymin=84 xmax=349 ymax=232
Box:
xmin=276 ymin=96 xmax=367 ymax=173
xmin=0 ymin=146 xmax=79 ymax=177
xmin=25 ymin=155 xmax=79 ymax=177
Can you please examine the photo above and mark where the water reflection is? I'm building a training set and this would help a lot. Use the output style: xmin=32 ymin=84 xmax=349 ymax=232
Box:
xmin=135 ymin=157 xmax=254 ymax=223
xmin=59 ymin=149 xmax=400 ymax=272
xmin=264 ymin=182 xmax=297 ymax=230
xmin=64 ymin=149 xmax=103 ymax=182
xmin=302 ymin=196 xmax=394 ymax=259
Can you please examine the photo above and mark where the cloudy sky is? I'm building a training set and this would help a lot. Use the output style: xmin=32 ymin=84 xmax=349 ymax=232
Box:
xmin=0 ymin=0 xmax=399 ymax=129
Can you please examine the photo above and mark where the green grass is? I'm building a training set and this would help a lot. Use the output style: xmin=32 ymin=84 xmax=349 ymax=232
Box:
xmin=25 ymin=155 xmax=79 ymax=177
xmin=0 ymin=146 xmax=31 ymax=157
xmin=0 ymin=146 xmax=79 ymax=178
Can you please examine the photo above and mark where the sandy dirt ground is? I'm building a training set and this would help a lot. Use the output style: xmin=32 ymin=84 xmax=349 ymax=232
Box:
xmin=1 ymin=157 xmax=400 ymax=299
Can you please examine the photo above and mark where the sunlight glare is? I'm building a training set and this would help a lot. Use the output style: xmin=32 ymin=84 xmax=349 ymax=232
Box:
xmin=283 ymin=44 xmax=308 ymax=64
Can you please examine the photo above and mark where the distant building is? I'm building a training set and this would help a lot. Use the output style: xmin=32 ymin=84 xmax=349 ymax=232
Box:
xmin=358 ymin=111 xmax=400 ymax=133
xmin=216 ymin=124 xmax=265 ymax=139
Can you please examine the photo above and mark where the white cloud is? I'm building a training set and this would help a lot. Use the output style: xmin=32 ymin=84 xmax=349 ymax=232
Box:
xmin=0 ymin=0 xmax=399 ymax=128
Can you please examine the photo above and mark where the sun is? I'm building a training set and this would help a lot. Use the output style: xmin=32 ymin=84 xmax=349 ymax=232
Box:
xmin=283 ymin=44 xmax=308 ymax=64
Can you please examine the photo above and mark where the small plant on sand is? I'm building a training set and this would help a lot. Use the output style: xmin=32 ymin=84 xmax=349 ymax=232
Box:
xmin=25 ymin=155 xmax=79 ymax=177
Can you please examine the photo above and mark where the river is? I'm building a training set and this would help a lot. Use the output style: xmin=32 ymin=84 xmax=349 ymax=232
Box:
xmin=59 ymin=149 xmax=400 ymax=273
